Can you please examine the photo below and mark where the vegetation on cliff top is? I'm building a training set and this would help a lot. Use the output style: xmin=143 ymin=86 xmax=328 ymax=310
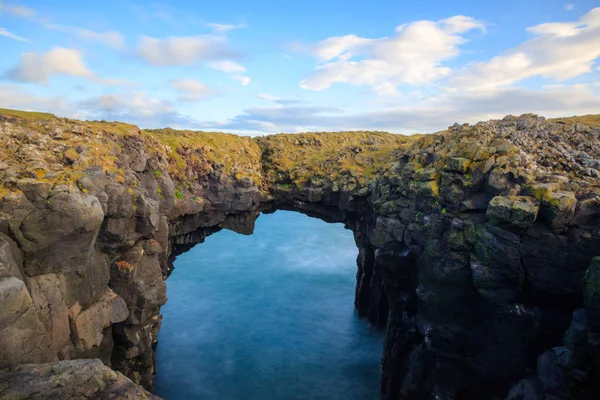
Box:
xmin=1 ymin=108 xmax=599 ymax=201
xmin=549 ymin=114 xmax=600 ymax=128
xmin=143 ymin=128 xmax=263 ymax=184
xmin=255 ymin=132 xmax=421 ymax=187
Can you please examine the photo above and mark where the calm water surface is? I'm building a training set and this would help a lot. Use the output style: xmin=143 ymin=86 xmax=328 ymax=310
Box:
xmin=155 ymin=210 xmax=383 ymax=400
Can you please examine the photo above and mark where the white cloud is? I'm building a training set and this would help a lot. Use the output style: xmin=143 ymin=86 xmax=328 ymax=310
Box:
xmin=0 ymin=84 xmax=201 ymax=129
xmin=7 ymin=47 xmax=128 ymax=85
xmin=137 ymin=35 xmax=239 ymax=66
xmin=0 ymin=4 xmax=35 ymax=17
xmin=258 ymin=93 xmax=279 ymax=101
xmin=170 ymin=78 xmax=217 ymax=102
xmin=9 ymin=47 xmax=94 ymax=83
xmin=0 ymin=27 xmax=29 ymax=42
xmin=46 ymin=25 xmax=124 ymax=49
xmin=206 ymin=22 xmax=246 ymax=33
xmin=195 ymin=84 xmax=600 ymax=134
xmin=206 ymin=60 xmax=246 ymax=73
xmin=0 ymin=84 xmax=70 ymax=116
xmin=451 ymin=7 xmax=600 ymax=91
xmin=297 ymin=15 xmax=484 ymax=94
xmin=79 ymin=91 xmax=200 ymax=128
xmin=566 ymin=3 xmax=575 ymax=11
xmin=230 ymin=75 xmax=250 ymax=86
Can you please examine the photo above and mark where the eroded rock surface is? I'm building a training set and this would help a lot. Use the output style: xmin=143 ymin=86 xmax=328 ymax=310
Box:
xmin=0 ymin=359 xmax=159 ymax=399
xmin=0 ymin=110 xmax=599 ymax=399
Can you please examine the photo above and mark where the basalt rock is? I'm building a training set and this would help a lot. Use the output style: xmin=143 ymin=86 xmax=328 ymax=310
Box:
xmin=0 ymin=359 xmax=158 ymax=399
xmin=0 ymin=111 xmax=599 ymax=399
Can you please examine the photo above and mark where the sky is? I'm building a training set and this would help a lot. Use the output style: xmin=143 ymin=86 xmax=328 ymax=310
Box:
xmin=0 ymin=0 xmax=599 ymax=135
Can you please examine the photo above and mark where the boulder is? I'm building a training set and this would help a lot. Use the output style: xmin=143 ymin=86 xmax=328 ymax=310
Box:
xmin=0 ymin=359 xmax=161 ymax=399
xmin=486 ymin=196 xmax=539 ymax=229
xmin=71 ymin=289 xmax=128 ymax=351
xmin=444 ymin=157 xmax=471 ymax=173
xmin=0 ymin=276 xmax=54 ymax=368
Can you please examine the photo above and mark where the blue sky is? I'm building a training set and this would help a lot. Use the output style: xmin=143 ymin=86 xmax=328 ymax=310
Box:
xmin=0 ymin=0 xmax=599 ymax=135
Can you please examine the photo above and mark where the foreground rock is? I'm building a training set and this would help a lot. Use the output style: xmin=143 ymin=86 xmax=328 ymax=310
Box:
xmin=0 ymin=109 xmax=599 ymax=399
xmin=0 ymin=359 xmax=160 ymax=399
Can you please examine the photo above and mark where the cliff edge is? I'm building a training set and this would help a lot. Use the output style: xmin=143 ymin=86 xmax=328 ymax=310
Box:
xmin=0 ymin=108 xmax=599 ymax=399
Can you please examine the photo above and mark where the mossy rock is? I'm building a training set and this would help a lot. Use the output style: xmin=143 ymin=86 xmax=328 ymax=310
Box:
xmin=417 ymin=180 xmax=439 ymax=198
xmin=526 ymin=182 xmax=561 ymax=201
xmin=539 ymin=191 xmax=577 ymax=230
xmin=414 ymin=168 xmax=439 ymax=182
xmin=486 ymin=196 xmax=539 ymax=229
xmin=444 ymin=157 xmax=471 ymax=173
xmin=64 ymin=148 xmax=80 ymax=164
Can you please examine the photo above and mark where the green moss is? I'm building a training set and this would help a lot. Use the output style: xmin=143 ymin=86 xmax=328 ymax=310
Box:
xmin=64 ymin=148 xmax=80 ymax=163
xmin=175 ymin=190 xmax=183 ymax=200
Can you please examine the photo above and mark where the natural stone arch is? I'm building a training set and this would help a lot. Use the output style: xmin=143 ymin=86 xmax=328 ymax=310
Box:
xmin=1 ymin=111 xmax=600 ymax=399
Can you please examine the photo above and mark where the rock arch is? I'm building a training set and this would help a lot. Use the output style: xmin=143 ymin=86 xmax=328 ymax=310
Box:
xmin=1 ymin=112 xmax=600 ymax=399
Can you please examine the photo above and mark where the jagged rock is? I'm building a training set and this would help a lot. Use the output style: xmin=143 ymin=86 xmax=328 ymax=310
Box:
xmin=486 ymin=196 xmax=540 ymax=229
xmin=538 ymin=190 xmax=578 ymax=230
xmin=71 ymin=289 xmax=128 ymax=351
xmin=0 ymin=276 xmax=55 ymax=368
xmin=584 ymin=257 xmax=600 ymax=329
xmin=0 ymin=359 xmax=161 ymax=399
xmin=444 ymin=157 xmax=471 ymax=173
xmin=1 ymin=111 xmax=600 ymax=399
xmin=506 ymin=378 xmax=544 ymax=400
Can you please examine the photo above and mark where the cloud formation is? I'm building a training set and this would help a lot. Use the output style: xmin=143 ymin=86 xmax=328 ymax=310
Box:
xmin=137 ymin=35 xmax=240 ymax=66
xmin=79 ymin=91 xmax=201 ymax=128
xmin=0 ymin=27 xmax=29 ymax=42
xmin=297 ymin=15 xmax=484 ymax=95
xmin=450 ymin=7 xmax=600 ymax=91
xmin=170 ymin=79 xmax=217 ymax=102
xmin=7 ymin=47 xmax=128 ymax=85
xmin=207 ymin=22 xmax=247 ymax=33
xmin=230 ymin=75 xmax=251 ymax=86
xmin=197 ymin=84 xmax=600 ymax=134
xmin=206 ymin=60 xmax=246 ymax=73
xmin=8 ymin=47 xmax=94 ymax=83
xmin=46 ymin=25 xmax=124 ymax=49
xmin=0 ymin=3 xmax=35 ymax=17
xmin=257 ymin=93 xmax=279 ymax=101
xmin=0 ymin=84 xmax=70 ymax=115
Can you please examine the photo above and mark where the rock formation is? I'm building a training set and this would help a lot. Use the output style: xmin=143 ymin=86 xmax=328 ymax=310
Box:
xmin=0 ymin=108 xmax=599 ymax=399
xmin=0 ymin=359 xmax=159 ymax=399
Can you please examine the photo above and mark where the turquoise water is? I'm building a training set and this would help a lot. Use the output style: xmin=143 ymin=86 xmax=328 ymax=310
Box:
xmin=155 ymin=210 xmax=384 ymax=400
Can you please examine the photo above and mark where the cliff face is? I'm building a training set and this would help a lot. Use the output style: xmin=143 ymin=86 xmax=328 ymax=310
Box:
xmin=0 ymin=109 xmax=599 ymax=399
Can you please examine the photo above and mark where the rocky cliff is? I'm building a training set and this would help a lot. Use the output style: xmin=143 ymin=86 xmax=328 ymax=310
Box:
xmin=0 ymin=108 xmax=599 ymax=399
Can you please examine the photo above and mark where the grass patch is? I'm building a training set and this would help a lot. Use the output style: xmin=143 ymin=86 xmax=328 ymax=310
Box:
xmin=256 ymin=131 xmax=421 ymax=187
xmin=0 ymin=108 xmax=56 ymax=120
xmin=549 ymin=114 xmax=600 ymax=128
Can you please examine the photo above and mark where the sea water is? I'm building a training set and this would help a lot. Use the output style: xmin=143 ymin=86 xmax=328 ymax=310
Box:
xmin=155 ymin=210 xmax=383 ymax=400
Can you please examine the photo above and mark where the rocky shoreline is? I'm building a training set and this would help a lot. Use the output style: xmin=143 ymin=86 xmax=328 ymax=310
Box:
xmin=1 ymin=110 xmax=599 ymax=399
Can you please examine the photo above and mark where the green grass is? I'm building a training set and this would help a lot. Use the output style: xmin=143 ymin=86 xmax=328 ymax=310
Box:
xmin=0 ymin=108 xmax=56 ymax=120
xmin=142 ymin=128 xmax=264 ymax=184
xmin=549 ymin=114 xmax=600 ymax=128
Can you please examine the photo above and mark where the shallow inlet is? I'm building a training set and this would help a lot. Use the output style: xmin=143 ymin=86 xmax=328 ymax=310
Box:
xmin=155 ymin=210 xmax=384 ymax=400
